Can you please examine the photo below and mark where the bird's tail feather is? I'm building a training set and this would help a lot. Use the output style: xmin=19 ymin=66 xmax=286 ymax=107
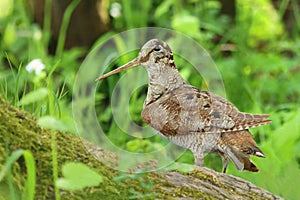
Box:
xmin=223 ymin=146 xmax=259 ymax=172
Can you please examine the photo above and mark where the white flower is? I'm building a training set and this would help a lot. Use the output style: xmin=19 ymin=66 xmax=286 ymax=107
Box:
xmin=33 ymin=29 xmax=42 ymax=41
xmin=110 ymin=2 xmax=122 ymax=18
xmin=26 ymin=59 xmax=45 ymax=75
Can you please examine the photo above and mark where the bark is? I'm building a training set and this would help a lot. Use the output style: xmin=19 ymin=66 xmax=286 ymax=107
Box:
xmin=272 ymin=0 xmax=300 ymax=37
xmin=28 ymin=0 xmax=110 ymax=51
xmin=219 ymin=0 xmax=236 ymax=20
xmin=0 ymin=96 xmax=283 ymax=200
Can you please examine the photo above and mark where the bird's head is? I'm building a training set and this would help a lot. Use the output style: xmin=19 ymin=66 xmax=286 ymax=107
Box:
xmin=138 ymin=39 xmax=176 ymax=69
xmin=95 ymin=39 xmax=176 ymax=81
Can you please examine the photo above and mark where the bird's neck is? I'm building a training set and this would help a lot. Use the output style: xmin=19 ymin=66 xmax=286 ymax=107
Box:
xmin=144 ymin=64 xmax=186 ymax=105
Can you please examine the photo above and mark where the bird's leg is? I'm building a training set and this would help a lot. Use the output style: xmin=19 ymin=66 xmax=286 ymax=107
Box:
xmin=221 ymin=157 xmax=228 ymax=173
xmin=193 ymin=152 xmax=204 ymax=166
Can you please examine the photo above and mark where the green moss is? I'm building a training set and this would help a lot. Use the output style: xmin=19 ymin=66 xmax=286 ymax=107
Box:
xmin=0 ymin=96 xmax=148 ymax=199
xmin=148 ymin=171 xmax=210 ymax=199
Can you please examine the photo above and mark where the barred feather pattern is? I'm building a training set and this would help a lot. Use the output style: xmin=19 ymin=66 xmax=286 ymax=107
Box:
xmin=96 ymin=38 xmax=272 ymax=173
xmin=138 ymin=39 xmax=271 ymax=172
xmin=214 ymin=130 xmax=265 ymax=172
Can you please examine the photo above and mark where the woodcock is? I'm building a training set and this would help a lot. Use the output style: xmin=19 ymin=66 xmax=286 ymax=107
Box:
xmin=96 ymin=39 xmax=271 ymax=173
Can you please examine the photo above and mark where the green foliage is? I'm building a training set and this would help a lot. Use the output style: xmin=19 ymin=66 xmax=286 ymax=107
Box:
xmin=237 ymin=0 xmax=284 ymax=46
xmin=0 ymin=0 xmax=84 ymax=131
xmin=224 ymin=109 xmax=300 ymax=199
xmin=17 ymin=88 xmax=48 ymax=106
xmin=0 ymin=0 xmax=300 ymax=199
xmin=37 ymin=116 xmax=68 ymax=132
xmin=56 ymin=162 xmax=103 ymax=191
xmin=0 ymin=149 xmax=36 ymax=200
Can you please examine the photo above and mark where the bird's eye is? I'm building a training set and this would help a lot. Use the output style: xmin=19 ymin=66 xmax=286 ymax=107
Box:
xmin=153 ymin=45 xmax=161 ymax=51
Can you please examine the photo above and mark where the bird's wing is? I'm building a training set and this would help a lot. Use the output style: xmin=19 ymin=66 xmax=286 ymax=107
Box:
xmin=170 ymin=85 xmax=272 ymax=134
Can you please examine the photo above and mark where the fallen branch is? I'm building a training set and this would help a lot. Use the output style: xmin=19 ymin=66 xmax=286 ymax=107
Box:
xmin=0 ymin=96 xmax=282 ymax=199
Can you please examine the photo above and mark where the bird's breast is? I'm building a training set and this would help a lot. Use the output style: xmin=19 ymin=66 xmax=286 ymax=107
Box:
xmin=141 ymin=96 xmax=181 ymax=136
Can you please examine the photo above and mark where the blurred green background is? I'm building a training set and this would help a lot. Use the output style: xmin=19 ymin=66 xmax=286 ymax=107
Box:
xmin=0 ymin=0 xmax=300 ymax=199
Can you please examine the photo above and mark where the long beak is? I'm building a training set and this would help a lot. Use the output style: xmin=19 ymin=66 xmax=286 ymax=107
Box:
xmin=95 ymin=58 xmax=140 ymax=81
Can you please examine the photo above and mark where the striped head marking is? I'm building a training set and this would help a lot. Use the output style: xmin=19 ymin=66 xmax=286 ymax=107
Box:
xmin=95 ymin=39 xmax=176 ymax=81
xmin=138 ymin=39 xmax=176 ymax=69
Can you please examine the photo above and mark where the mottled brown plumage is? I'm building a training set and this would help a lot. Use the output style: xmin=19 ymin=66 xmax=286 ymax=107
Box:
xmin=215 ymin=130 xmax=265 ymax=172
xmin=96 ymin=39 xmax=271 ymax=173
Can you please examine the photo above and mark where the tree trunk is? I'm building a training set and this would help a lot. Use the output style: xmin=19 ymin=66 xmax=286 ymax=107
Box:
xmin=272 ymin=0 xmax=300 ymax=37
xmin=28 ymin=0 xmax=110 ymax=51
xmin=219 ymin=0 xmax=236 ymax=20
xmin=0 ymin=96 xmax=283 ymax=199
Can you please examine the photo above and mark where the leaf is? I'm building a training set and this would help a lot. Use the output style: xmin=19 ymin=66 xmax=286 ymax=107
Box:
xmin=0 ymin=150 xmax=36 ymax=200
xmin=56 ymin=162 xmax=103 ymax=191
xmin=0 ymin=0 xmax=14 ymax=18
xmin=37 ymin=116 xmax=67 ymax=131
xmin=171 ymin=13 xmax=201 ymax=39
xmin=154 ymin=0 xmax=173 ymax=18
xmin=22 ymin=150 xmax=36 ymax=200
xmin=0 ymin=150 xmax=24 ymax=181
xmin=18 ymin=88 xmax=48 ymax=106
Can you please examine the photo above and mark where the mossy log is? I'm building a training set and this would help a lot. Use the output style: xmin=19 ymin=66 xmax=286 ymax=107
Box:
xmin=0 ymin=96 xmax=282 ymax=200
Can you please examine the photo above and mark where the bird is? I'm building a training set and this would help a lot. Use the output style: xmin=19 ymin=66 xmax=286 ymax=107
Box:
xmin=214 ymin=130 xmax=265 ymax=173
xmin=96 ymin=39 xmax=271 ymax=173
